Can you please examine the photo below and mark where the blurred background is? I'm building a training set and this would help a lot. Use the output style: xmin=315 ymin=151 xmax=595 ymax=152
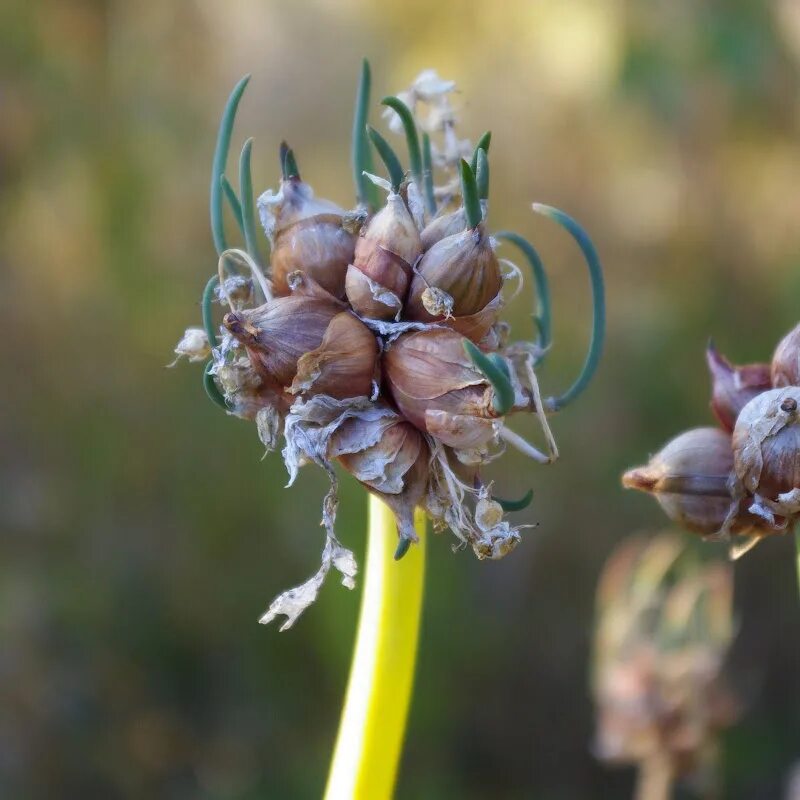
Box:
xmin=2 ymin=0 xmax=800 ymax=797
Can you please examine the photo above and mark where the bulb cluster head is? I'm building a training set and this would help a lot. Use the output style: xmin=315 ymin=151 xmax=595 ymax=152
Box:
xmin=623 ymin=323 xmax=800 ymax=558
xmin=173 ymin=63 xmax=605 ymax=628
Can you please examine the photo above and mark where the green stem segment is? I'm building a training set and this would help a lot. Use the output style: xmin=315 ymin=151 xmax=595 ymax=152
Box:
xmin=421 ymin=133 xmax=436 ymax=216
xmin=220 ymin=176 xmax=245 ymax=237
xmin=459 ymin=159 xmax=482 ymax=230
xmin=202 ymin=274 xmax=220 ymax=347
xmin=280 ymin=141 xmax=300 ymax=180
xmin=463 ymin=340 xmax=515 ymax=416
xmin=493 ymin=489 xmax=534 ymax=512
xmin=795 ymin=526 xmax=800 ymax=596
xmin=381 ymin=96 xmax=423 ymax=188
xmin=352 ymin=59 xmax=380 ymax=211
xmin=495 ymin=231 xmax=552 ymax=358
xmin=324 ymin=496 xmax=426 ymax=800
xmin=238 ymin=138 xmax=262 ymax=266
xmin=367 ymin=126 xmax=405 ymax=194
xmin=210 ymin=74 xmax=250 ymax=256
xmin=470 ymin=131 xmax=492 ymax=173
xmin=475 ymin=148 xmax=489 ymax=201
xmin=533 ymin=204 xmax=605 ymax=412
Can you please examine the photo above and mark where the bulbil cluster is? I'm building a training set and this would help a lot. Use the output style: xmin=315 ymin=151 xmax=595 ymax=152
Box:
xmin=174 ymin=64 xmax=604 ymax=628
xmin=623 ymin=324 xmax=800 ymax=558
xmin=593 ymin=535 xmax=738 ymax=790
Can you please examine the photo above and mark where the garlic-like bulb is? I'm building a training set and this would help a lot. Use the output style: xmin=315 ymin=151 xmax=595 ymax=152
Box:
xmin=419 ymin=206 xmax=467 ymax=250
xmin=345 ymin=192 xmax=422 ymax=320
xmin=223 ymin=295 xmax=378 ymax=402
xmin=259 ymin=177 xmax=356 ymax=298
xmin=706 ymin=343 xmax=771 ymax=433
xmin=622 ymin=427 xmax=760 ymax=536
xmin=771 ymin=322 xmax=800 ymax=387
xmin=383 ymin=328 xmax=497 ymax=449
xmin=732 ymin=386 xmax=800 ymax=517
xmin=404 ymin=226 xmax=502 ymax=342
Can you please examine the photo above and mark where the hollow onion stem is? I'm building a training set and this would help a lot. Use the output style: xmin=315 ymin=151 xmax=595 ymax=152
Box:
xmin=381 ymin=96 xmax=422 ymax=187
xmin=238 ymin=138 xmax=263 ymax=267
xmin=495 ymin=231 xmax=552 ymax=358
xmin=532 ymin=204 xmax=605 ymax=412
xmin=421 ymin=133 xmax=436 ymax=216
xmin=210 ymin=75 xmax=250 ymax=256
xmin=324 ymin=496 xmax=426 ymax=800
xmin=220 ymin=176 xmax=245 ymax=237
xmin=352 ymin=59 xmax=380 ymax=211
xmin=367 ymin=125 xmax=405 ymax=194
xmin=460 ymin=159 xmax=482 ymax=230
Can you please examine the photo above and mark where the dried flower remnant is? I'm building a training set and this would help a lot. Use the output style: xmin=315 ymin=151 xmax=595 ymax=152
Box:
xmin=173 ymin=61 xmax=605 ymax=628
xmin=624 ymin=323 xmax=800 ymax=560
xmin=593 ymin=535 xmax=739 ymax=796
xmin=168 ymin=327 xmax=210 ymax=366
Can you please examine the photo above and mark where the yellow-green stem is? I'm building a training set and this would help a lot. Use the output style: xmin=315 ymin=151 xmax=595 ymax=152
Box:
xmin=795 ymin=526 xmax=800 ymax=596
xmin=324 ymin=496 xmax=427 ymax=800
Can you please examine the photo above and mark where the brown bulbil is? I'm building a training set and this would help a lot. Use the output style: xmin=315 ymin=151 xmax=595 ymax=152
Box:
xmin=345 ymin=193 xmax=422 ymax=320
xmin=622 ymin=427 xmax=763 ymax=536
xmin=732 ymin=386 xmax=800 ymax=501
xmin=771 ymin=322 xmax=800 ymax=387
xmin=419 ymin=206 xmax=467 ymax=250
xmin=266 ymin=178 xmax=356 ymax=298
xmin=223 ymin=295 xmax=378 ymax=401
xmin=404 ymin=226 xmax=502 ymax=337
xmin=706 ymin=343 xmax=771 ymax=433
xmin=383 ymin=328 xmax=497 ymax=449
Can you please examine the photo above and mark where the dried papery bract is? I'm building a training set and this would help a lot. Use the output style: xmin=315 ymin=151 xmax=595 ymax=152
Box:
xmin=771 ymin=322 xmax=800 ymax=387
xmin=732 ymin=386 xmax=800 ymax=523
xmin=706 ymin=343 xmax=771 ymax=433
xmin=345 ymin=189 xmax=422 ymax=320
xmin=329 ymin=415 xmax=429 ymax=552
xmin=258 ymin=162 xmax=356 ymax=299
xmin=622 ymin=427 xmax=767 ymax=541
xmin=593 ymin=535 xmax=739 ymax=792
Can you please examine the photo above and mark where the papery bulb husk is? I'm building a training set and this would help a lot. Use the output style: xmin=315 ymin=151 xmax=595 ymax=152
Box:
xmin=732 ymin=386 xmax=800 ymax=503
xmin=329 ymin=415 xmax=429 ymax=543
xmin=345 ymin=193 xmax=422 ymax=320
xmin=260 ymin=178 xmax=355 ymax=299
xmin=289 ymin=311 xmax=379 ymax=400
xmin=622 ymin=427 xmax=765 ymax=536
xmin=771 ymin=322 xmax=800 ymax=387
xmin=706 ymin=343 xmax=771 ymax=433
xmin=384 ymin=328 xmax=497 ymax=449
xmin=404 ymin=226 xmax=502 ymax=335
xmin=214 ymin=356 xmax=283 ymax=420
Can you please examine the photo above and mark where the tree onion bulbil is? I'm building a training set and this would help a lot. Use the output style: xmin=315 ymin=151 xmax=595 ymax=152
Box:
xmin=624 ymin=323 xmax=800 ymax=559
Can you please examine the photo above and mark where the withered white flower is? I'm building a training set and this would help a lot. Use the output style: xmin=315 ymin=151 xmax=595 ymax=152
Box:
xmin=168 ymin=327 xmax=210 ymax=366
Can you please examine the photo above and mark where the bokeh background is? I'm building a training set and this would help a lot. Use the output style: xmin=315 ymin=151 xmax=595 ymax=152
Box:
xmin=3 ymin=1 xmax=800 ymax=797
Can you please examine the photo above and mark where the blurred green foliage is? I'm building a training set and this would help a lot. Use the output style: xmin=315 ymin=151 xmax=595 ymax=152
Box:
xmin=1 ymin=1 xmax=799 ymax=797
